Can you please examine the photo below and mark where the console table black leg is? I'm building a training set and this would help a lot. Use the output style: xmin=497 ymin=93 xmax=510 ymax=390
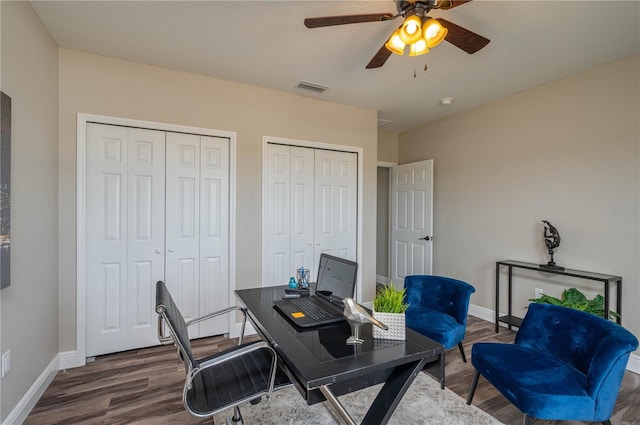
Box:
xmin=495 ymin=263 xmax=500 ymax=333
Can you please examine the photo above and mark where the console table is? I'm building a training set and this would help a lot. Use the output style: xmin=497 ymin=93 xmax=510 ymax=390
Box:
xmin=495 ymin=260 xmax=622 ymax=332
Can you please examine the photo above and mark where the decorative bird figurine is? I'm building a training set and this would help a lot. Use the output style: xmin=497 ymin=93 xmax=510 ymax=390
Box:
xmin=343 ymin=297 xmax=388 ymax=344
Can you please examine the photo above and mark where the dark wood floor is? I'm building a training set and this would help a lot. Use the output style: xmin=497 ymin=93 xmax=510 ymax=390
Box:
xmin=25 ymin=316 xmax=640 ymax=425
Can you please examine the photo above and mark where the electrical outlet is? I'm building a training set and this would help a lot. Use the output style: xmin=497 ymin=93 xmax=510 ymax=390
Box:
xmin=534 ymin=288 xmax=544 ymax=299
xmin=2 ymin=350 xmax=10 ymax=378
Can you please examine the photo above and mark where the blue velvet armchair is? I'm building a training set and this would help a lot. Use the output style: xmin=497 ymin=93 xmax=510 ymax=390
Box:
xmin=404 ymin=275 xmax=476 ymax=365
xmin=467 ymin=302 xmax=638 ymax=425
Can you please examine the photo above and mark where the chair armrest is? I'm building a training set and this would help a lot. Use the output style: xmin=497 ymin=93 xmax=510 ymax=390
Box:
xmin=185 ymin=306 xmax=249 ymax=344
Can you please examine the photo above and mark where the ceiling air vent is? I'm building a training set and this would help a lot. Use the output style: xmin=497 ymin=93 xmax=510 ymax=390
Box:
xmin=297 ymin=80 xmax=328 ymax=93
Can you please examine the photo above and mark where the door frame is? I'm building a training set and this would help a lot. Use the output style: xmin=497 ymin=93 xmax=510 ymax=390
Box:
xmin=261 ymin=136 xmax=364 ymax=301
xmin=377 ymin=161 xmax=397 ymax=286
xmin=76 ymin=113 xmax=237 ymax=367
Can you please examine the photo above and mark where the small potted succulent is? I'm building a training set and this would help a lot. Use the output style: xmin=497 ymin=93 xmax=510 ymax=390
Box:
xmin=372 ymin=285 xmax=409 ymax=340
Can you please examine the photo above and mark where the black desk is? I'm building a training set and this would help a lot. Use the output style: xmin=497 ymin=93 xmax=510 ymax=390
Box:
xmin=495 ymin=260 xmax=622 ymax=332
xmin=235 ymin=286 xmax=444 ymax=425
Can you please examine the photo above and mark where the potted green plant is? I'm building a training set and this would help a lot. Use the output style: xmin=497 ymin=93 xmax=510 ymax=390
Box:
xmin=372 ymin=285 xmax=409 ymax=340
xmin=529 ymin=287 xmax=620 ymax=322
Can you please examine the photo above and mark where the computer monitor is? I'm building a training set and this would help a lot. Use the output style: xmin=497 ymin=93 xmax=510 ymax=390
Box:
xmin=315 ymin=253 xmax=358 ymax=304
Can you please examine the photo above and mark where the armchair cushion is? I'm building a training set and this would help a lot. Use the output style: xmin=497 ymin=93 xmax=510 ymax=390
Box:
xmin=404 ymin=275 xmax=476 ymax=350
xmin=405 ymin=307 xmax=465 ymax=350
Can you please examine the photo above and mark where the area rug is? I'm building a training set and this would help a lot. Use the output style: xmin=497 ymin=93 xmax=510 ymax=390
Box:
xmin=214 ymin=371 xmax=505 ymax=425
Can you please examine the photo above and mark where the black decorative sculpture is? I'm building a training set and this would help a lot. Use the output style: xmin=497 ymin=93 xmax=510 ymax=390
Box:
xmin=541 ymin=220 xmax=563 ymax=270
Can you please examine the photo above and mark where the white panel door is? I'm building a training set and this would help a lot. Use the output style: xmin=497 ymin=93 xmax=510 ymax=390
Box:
xmin=313 ymin=149 xmax=358 ymax=273
xmin=165 ymin=133 xmax=230 ymax=337
xmin=198 ymin=136 xmax=230 ymax=336
xmin=86 ymin=124 xmax=165 ymax=356
xmin=264 ymin=144 xmax=291 ymax=286
xmin=264 ymin=143 xmax=357 ymax=285
xmin=390 ymin=160 xmax=434 ymax=287
xmin=125 ymin=128 xmax=166 ymax=348
xmin=165 ymin=132 xmax=201 ymax=336
xmin=289 ymin=147 xmax=315 ymax=277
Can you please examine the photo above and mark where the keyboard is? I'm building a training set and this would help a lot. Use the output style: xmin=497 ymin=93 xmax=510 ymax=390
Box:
xmin=290 ymin=297 xmax=331 ymax=320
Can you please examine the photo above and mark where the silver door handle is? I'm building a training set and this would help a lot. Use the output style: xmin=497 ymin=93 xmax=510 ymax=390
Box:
xmin=419 ymin=235 xmax=433 ymax=241
xmin=168 ymin=248 xmax=174 ymax=253
xmin=155 ymin=249 xmax=162 ymax=254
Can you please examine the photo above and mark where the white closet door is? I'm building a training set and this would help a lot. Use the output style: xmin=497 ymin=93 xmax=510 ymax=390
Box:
xmin=289 ymin=147 xmax=315 ymax=277
xmin=265 ymin=144 xmax=357 ymax=285
xmin=165 ymin=132 xmax=201 ymax=336
xmin=86 ymin=124 xmax=165 ymax=356
xmin=264 ymin=144 xmax=291 ymax=286
xmin=125 ymin=128 xmax=166 ymax=348
xmin=198 ymin=136 xmax=230 ymax=336
xmin=165 ymin=132 xmax=230 ymax=337
xmin=314 ymin=149 xmax=358 ymax=269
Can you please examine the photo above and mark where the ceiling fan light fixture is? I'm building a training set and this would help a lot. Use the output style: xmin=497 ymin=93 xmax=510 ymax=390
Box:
xmin=409 ymin=39 xmax=429 ymax=57
xmin=423 ymin=18 xmax=448 ymax=48
xmin=385 ymin=29 xmax=406 ymax=55
xmin=399 ymin=14 xmax=423 ymax=44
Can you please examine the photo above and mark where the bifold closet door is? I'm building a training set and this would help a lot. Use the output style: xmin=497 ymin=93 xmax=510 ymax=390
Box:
xmin=86 ymin=123 xmax=166 ymax=357
xmin=264 ymin=144 xmax=314 ymax=286
xmin=86 ymin=124 xmax=230 ymax=356
xmin=264 ymin=143 xmax=357 ymax=286
xmin=165 ymin=132 xmax=230 ymax=338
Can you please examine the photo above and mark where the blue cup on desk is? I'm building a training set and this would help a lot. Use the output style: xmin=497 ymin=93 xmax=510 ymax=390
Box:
xmin=288 ymin=277 xmax=298 ymax=288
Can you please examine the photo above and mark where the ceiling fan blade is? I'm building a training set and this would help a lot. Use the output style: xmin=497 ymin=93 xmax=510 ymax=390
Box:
xmin=366 ymin=43 xmax=393 ymax=69
xmin=435 ymin=0 xmax=472 ymax=10
xmin=437 ymin=18 xmax=490 ymax=54
xmin=305 ymin=13 xmax=393 ymax=28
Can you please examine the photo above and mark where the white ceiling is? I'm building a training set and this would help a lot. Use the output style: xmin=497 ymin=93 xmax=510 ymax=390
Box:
xmin=30 ymin=0 xmax=640 ymax=132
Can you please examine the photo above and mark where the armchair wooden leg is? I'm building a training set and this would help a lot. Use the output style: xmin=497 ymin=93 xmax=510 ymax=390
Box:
xmin=458 ymin=342 xmax=468 ymax=362
xmin=466 ymin=370 xmax=480 ymax=405
xmin=523 ymin=414 xmax=534 ymax=425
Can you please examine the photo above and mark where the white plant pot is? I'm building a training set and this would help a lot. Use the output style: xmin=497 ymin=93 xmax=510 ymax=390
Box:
xmin=372 ymin=310 xmax=406 ymax=340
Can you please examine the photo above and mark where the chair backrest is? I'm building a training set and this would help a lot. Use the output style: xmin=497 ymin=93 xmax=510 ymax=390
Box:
xmin=404 ymin=275 xmax=476 ymax=326
xmin=517 ymin=303 xmax=638 ymax=403
xmin=155 ymin=280 xmax=196 ymax=369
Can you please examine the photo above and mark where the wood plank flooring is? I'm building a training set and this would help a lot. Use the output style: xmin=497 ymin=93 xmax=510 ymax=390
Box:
xmin=25 ymin=317 xmax=640 ymax=425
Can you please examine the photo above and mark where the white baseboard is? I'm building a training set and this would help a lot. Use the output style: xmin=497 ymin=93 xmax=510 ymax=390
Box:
xmin=1 ymin=355 xmax=59 ymax=425
xmin=58 ymin=351 xmax=79 ymax=370
xmin=626 ymin=351 xmax=640 ymax=374
xmin=467 ymin=303 xmax=640 ymax=374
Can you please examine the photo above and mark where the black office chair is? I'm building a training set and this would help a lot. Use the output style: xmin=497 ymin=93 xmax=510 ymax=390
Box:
xmin=155 ymin=281 xmax=290 ymax=424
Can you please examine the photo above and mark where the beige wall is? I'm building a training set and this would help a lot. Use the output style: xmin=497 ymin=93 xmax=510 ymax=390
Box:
xmin=399 ymin=54 xmax=640 ymax=349
xmin=58 ymin=49 xmax=378 ymax=352
xmin=377 ymin=128 xmax=399 ymax=164
xmin=0 ymin=1 xmax=59 ymax=420
xmin=376 ymin=167 xmax=390 ymax=278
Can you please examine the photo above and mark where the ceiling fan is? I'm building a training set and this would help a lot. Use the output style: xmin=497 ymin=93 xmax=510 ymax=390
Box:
xmin=304 ymin=0 xmax=490 ymax=69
